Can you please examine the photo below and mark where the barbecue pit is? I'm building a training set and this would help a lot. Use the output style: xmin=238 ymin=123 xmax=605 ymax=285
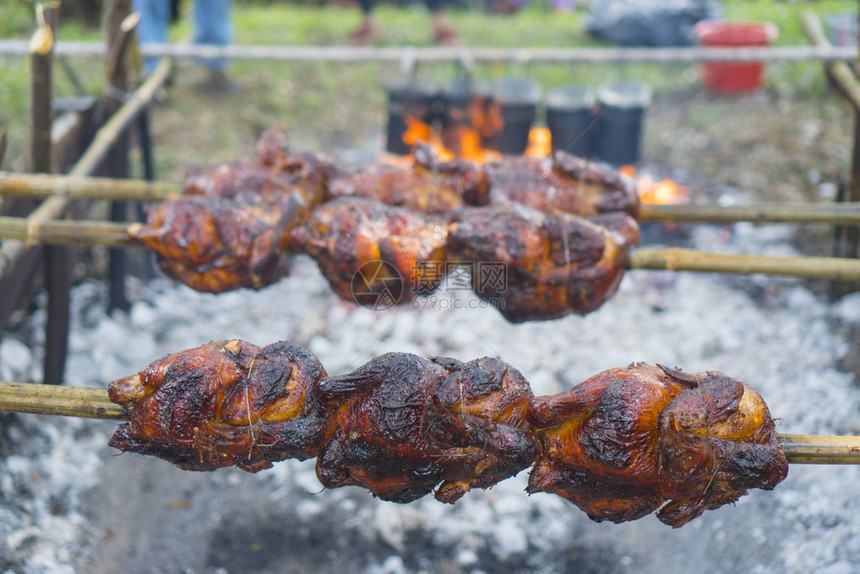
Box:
xmin=2 ymin=4 xmax=860 ymax=574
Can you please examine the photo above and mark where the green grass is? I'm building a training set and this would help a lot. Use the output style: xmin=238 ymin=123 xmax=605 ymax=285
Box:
xmin=0 ymin=0 xmax=855 ymax=177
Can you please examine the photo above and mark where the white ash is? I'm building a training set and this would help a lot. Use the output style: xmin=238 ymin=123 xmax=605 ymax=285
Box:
xmin=1 ymin=223 xmax=860 ymax=573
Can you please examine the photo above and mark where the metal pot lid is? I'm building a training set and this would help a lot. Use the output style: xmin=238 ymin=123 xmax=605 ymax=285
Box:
xmin=596 ymin=82 xmax=652 ymax=109
xmin=546 ymin=85 xmax=595 ymax=110
xmin=492 ymin=76 xmax=542 ymax=105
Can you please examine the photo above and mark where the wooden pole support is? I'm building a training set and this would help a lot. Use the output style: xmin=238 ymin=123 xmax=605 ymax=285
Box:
xmin=629 ymin=248 xmax=860 ymax=281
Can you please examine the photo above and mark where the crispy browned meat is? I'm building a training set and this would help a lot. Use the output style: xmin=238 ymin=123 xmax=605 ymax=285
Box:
xmin=107 ymin=342 xmax=787 ymax=525
xmin=289 ymin=197 xmax=449 ymax=307
xmin=108 ymin=340 xmax=329 ymax=472
xmin=315 ymin=353 xmax=537 ymax=503
xmin=527 ymin=364 xmax=788 ymax=527
xmin=327 ymin=144 xmax=491 ymax=215
xmin=446 ymin=204 xmax=640 ymax=322
xmin=184 ymin=160 xmax=305 ymax=205
xmin=487 ymin=152 xmax=640 ymax=218
xmin=255 ymin=125 xmax=335 ymax=205
xmin=130 ymin=193 xmax=300 ymax=293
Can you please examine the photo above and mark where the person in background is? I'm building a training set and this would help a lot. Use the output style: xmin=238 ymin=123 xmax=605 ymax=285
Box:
xmin=349 ymin=0 xmax=461 ymax=46
xmin=132 ymin=0 xmax=238 ymax=93
xmin=487 ymin=0 xmax=579 ymax=14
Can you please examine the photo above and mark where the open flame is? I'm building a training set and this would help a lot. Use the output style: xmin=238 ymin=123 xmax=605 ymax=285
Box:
xmin=525 ymin=128 xmax=552 ymax=158
xmin=621 ymin=166 xmax=690 ymax=205
xmin=402 ymin=115 xmax=502 ymax=164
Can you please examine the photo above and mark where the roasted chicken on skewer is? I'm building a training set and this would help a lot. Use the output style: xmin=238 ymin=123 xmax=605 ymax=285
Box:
xmin=132 ymin=126 xmax=643 ymax=316
xmin=486 ymin=152 xmax=640 ymax=218
xmin=129 ymin=193 xmax=303 ymax=293
xmin=528 ymin=364 xmax=788 ymax=527
xmin=108 ymin=339 xmax=329 ymax=471
xmin=327 ymin=144 xmax=491 ymax=215
xmin=315 ymin=353 xmax=538 ymax=503
xmin=289 ymin=197 xmax=450 ymax=306
xmin=186 ymin=129 xmax=333 ymax=208
xmin=446 ymin=204 xmax=640 ymax=322
xmin=107 ymin=340 xmax=788 ymax=527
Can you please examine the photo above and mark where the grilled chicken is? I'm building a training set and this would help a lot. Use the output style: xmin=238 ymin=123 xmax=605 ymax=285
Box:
xmin=130 ymin=193 xmax=301 ymax=293
xmin=108 ymin=339 xmax=329 ymax=472
xmin=487 ymin=152 xmax=640 ymax=218
xmin=328 ymin=144 xmax=491 ymax=215
xmin=107 ymin=342 xmax=788 ymax=527
xmin=446 ymin=204 xmax=640 ymax=322
xmin=289 ymin=197 xmax=449 ymax=307
xmin=315 ymin=353 xmax=538 ymax=503
xmin=527 ymin=364 xmax=788 ymax=527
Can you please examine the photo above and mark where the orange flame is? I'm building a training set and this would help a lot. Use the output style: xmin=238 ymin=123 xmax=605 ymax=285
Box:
xmin=402 ymin=115 xmax=502 ymax=164
xmin=622 ymin=166 xmax=690 ymax=205
xmin=525 ymin=128 xmax=552 ymax=158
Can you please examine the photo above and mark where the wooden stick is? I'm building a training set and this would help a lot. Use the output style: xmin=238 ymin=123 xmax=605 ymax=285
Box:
xmin=0 ymin=381 xmax=856 ymax=463
xmin=0 ymin=40 xmax=854 ymax=63
xmin=640 ymin=202 xmax=860 ymax=225
xmin=0 ymin=54 xmax=172 ymax=279
xmin=0 ymin=172 xmax=180 ymax=201
xmin=802 ymin=11 xmax=860 ymax=111
xmin=629 ymin=248 xmax=860 ymax=281
xmin=0 ymin=216 xmax=133 ymax=246
xmin=6 ymin=173 xmax=860 ymax=226
xmin=2 ymin=218 xmax=860 ymax=281
xmin=778 ymin=434 xmax=860 ymax=464
xmin=0 ymin=381 xmax=127 ymax=420
xmin=27 ymin=2 xmax=55 ymax=174
xmin=24 ymin=55 xmax=172 ymax=239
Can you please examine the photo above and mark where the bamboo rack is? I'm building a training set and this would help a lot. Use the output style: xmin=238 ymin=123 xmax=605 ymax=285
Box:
xmin=0 ymin=215 xmax=859 ymax=280
xmin=0 ymin=380 xmax=856 ymax=465
xmin=0 ymin=39 xmax=856 ymax=64
xmin=5 ymin=172 xmax=860 ymax=225
xmin=0 ymin=55 xmax=172 ymax=279
xmin=628 ymin=248 xmax=860 ymax=281
xmin=0 ymin=172 xmax=180 ymax=202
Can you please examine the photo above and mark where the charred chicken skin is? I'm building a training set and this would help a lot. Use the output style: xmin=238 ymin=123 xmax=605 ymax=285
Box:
xmin=132 ymin=125 xmax=647 ymax=319
xmin=184 ymin=159 xmax=325 ymax=208
xmin=487 ymin=152 xmax=640 ymax=218
xmin=130 ymin=193 xmax=301 ymax=293
xmin=108 ymin=341 xmax=788 ymax=527
xmin=446 ymin=204 xmax=640 ymax=322
xmin=108 ymin=339 xmax=330 ymax=472
xmin=327 ymin=144 xmax=491 ymax=215
xmin=315 ymin=353 xmax=537 ymax=503
xmin=527 ymin=364 xmax=788 ymax=527
xmin=289 ymin=197 xmax=449 ymax=307
xmin=254 ymin=125 xmax=335 ymax=206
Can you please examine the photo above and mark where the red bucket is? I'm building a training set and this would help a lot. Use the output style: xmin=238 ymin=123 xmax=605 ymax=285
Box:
xmin=694 ymin=21 xmax=779 ymax=93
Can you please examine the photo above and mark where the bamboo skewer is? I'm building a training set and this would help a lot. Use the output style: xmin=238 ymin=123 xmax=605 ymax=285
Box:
xmin=0 ymin=380 xmax=856 ymax=464
xmin=0 ymin=216 xmax=858 ymax=281
xmin=0 ymin=216 xmax=133 ymax=246
xmin=0 ymin=381 xmax=127 ymax=420
xmin=628 ymin=248 xmax=860 ymax=281
xmin=639 ymin=202 xmax=860 ymax=225
xmin=0 ymin=172 xmax=180 ymax=202
xmin=5 ymin=171 xmax=860 ymax=225
xmin=778 ymin=434 xmax=860 ymax=465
